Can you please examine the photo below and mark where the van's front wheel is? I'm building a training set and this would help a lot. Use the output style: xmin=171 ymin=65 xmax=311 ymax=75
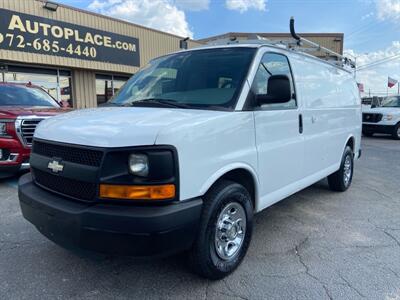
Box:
xmin=189 ymin=180 xmax=253 ymax=280
xmin=328 ymin=146 xmax=354 ymax=192
xmin=392 ymin=123 xmax=400 ymax=140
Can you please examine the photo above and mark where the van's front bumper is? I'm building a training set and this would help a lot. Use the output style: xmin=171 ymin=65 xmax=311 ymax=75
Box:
xmin=362 ymin=123 xmax=395 ymax=134
xmin=18 ymin=173 xmax=202 ymax=257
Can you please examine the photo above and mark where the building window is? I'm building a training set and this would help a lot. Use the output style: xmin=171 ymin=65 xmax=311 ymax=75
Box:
xmin=2 ymin=65 xmax=73 ymax=107
xmin=113 ymin=76 xmax=129 ymax=95
xmin=96 ymin=74 xmax=129 ymax=105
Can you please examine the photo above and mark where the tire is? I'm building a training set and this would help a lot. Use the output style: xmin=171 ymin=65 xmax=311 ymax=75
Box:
xmin=328 ymin=146 xmax=354 ymax=192
xmin=362 ymin=130 xmax=373 ymax=137
xmin=189 ymin=180 xmax=253 ymax=280
xmin=392 ymin=123 xmax=400 ymax=140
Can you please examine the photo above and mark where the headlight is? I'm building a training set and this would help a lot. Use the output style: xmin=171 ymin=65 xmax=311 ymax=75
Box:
xmin=128 ymin=153 xmax=149 ymax=176
xmin=0 ymin=122 xmax=6 ymax=136
xmin=384 ymin=115 xmax=393 ymax=121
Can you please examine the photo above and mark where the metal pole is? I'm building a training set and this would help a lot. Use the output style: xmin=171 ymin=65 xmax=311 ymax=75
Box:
xmin=354 ymin=57 xmax=357 ymax=79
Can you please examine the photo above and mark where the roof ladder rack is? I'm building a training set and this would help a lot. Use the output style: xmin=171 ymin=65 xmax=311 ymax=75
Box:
xmin=289 ymin=17 xmax=356 ymax=69
xmin=206 ymin=18 xmax=356 ymax=71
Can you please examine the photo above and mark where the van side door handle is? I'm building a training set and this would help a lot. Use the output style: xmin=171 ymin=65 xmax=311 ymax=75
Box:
xmin=299 ymin=114 xmax=303 ymax=134
xmin=311 ymin=115 xmax=317 ymax=123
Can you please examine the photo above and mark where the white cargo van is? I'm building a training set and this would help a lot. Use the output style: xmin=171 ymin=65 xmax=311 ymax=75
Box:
xmin=19 ymin=40 xmax=361 ymax=279
xmin=362 ymin=95 xmax=400 ymax=139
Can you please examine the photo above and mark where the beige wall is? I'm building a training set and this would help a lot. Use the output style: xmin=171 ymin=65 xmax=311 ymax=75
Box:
xmin=0 ymin=0 xmax=202 ymax=74
xmin=72 ymin=70 xmax=96 ymax=109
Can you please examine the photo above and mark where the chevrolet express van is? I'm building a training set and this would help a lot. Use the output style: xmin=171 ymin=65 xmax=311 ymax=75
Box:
xmin=19 ymin=43 xmax=362 ymax=279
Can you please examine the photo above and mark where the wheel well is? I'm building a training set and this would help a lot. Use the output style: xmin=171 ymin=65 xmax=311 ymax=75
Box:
xmin=213 ymin=169 xmax=256 ymax=209
xmin=346 ymin=137 xmax=355 ymax=152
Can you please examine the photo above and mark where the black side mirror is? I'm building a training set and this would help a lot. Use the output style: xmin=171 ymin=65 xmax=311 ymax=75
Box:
xmin=256 ymin=75 xmax=292 ymax=105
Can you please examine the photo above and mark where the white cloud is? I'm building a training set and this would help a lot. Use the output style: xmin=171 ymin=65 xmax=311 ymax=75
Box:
xmin=361 ymin=12 xmax=374 ymax=20
xmin=345 ymin=41 xmax=400 ymax=96
xmin=376 ymin=0 xmax=400 ymax=22
xmin=225 ymin=0 xmax=267 ymax=13
xmin=88 ymin=0 xmax=193 ymax=38
xmin=174 ymin=0 xmax=210 ymax=11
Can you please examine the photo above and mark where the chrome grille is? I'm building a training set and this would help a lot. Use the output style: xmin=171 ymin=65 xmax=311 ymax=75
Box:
xmin=362 ymin=113 xmax=383 ymax=123
xmin=20 ymin=118 xmax=45 ymax=147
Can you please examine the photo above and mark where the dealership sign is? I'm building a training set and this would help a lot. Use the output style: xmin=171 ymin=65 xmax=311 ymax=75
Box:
xmin=0 ymin=9 xmax=140 ymax=67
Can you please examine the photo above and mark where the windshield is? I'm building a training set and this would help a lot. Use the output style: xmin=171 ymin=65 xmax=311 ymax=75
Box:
xmin=0 ymin=85 xmax=59 ymax=107
xmin=382 ymin=96 xmax=400 ymax=108
xmin=109 ymin=47 xmax=256 ymax=110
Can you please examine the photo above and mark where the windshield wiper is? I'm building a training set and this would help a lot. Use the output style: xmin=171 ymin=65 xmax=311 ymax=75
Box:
xmin=125 ymin=98 xmax=190 ymax=109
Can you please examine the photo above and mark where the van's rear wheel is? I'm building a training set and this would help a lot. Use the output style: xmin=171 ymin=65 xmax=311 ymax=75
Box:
xmin=189 ymin=180 xmax=253 ymax=280
xmin=392 ymin=123 xmax=400 ymax=140
xmin=328 ymin=146 xmax=354 ymax=192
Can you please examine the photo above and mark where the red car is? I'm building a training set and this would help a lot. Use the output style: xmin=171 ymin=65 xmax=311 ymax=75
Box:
xmin=0 ymin=83 xmax=68 ymax=179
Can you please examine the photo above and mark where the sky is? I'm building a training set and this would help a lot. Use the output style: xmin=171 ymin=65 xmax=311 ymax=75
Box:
xmin=58 ymin=0 xmax=400 ymax=96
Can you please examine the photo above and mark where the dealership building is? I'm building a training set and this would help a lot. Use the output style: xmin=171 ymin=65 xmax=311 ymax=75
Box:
xmin=0 ymin=0 xmax=344 ymax=109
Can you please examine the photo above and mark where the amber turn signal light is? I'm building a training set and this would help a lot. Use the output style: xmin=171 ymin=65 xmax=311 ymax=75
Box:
xmin=99 ymin=184 xmax=175 ymax=200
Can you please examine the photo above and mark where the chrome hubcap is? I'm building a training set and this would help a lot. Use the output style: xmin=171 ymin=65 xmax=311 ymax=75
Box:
xmin=397 ymin=127 xmax=400 ymax=138
xmin=343 ymin=155 xmax=352 ymax=186
xmin=215 ymin=202 xmax=246 ymax=261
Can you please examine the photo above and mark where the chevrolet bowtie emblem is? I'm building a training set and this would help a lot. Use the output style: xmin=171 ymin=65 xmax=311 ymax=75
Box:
xmin=47 ymin=160 xmax=64 ymax=173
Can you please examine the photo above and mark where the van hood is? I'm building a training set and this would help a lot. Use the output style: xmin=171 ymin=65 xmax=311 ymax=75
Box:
xmin=34 ymin=107 xmax=222 ymax=147
xmin=362 ymin=106 xmax=400 ymax=114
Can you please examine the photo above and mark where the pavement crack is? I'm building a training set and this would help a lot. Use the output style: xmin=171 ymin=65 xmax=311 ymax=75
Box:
xmin=261 ymin=272 xmax=304 ymax=279
xmin=338 ymin=273 xmax=366 ymax=298
xmin=295 ymin=237 xmax=319 ymax=281
xmin=383 ymin=230 xmax=400 ymax=248
xmin=222 ymin=279 xmax=249 ymax=300
xmin=322 ymin=285 xmax=333 ymax=300
xmin=295 ymin=238 xmax=333 ymax=300
xmin=213 ymin=290 xmax=249 ymax=300
xmin=387 ymin=267 xmax=400 ymax=279
xmin=286 ymin=214 xmax=307 ymax=226
xmin=363 ymin=186 xmax=392 ymax=200
xmin=367 ymin=218 xmax=400 ymax=232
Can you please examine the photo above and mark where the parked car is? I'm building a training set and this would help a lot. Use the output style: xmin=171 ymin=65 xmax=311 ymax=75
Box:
xmin=0 ymin=83 xmax=67 ymax=178
xmin=19 ymin=44 xmax=361 ymax=279
xmin=362 ymin=96 xmax=400 ymax=139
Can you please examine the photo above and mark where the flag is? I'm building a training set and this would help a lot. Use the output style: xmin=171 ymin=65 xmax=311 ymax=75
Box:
xmin=388 ymin=77 xmax=398 ymax=88
xmin=357 ymin=83 xmax=364 ymax=93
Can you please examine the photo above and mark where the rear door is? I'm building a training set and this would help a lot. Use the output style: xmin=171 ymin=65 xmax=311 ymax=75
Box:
xmin=251 ymin=52 xmax=304 ymax=208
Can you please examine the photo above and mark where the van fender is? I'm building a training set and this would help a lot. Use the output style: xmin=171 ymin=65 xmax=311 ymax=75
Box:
xmin=343 ymin=134 xmax=355 ymax=152
xmin=199 ymin=162 xmax=260 ymax=202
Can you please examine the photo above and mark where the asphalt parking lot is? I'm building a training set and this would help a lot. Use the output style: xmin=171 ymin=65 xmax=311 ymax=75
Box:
xmin=1 ymin=137 xmax=399 ymax=300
